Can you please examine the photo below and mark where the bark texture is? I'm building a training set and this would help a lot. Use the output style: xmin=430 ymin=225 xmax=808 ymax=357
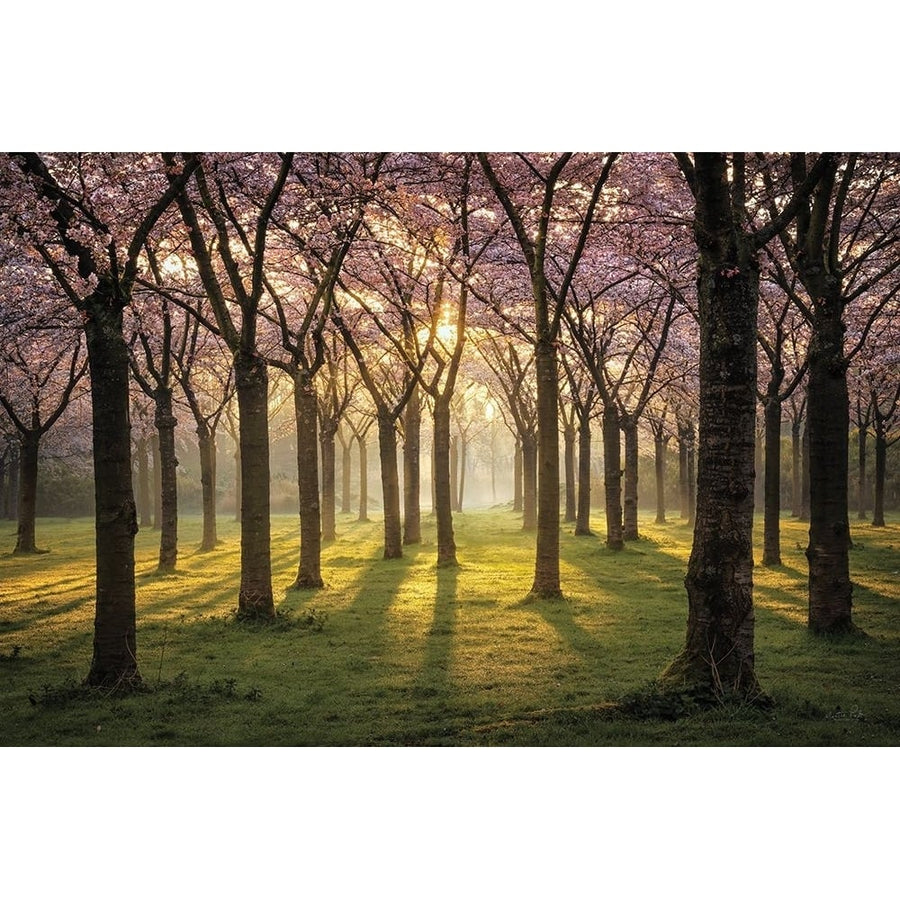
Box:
xmin=622 ymin=416 xmax=639 ymax=541
xmin=14 ymin=433 xmax=39 ymax=554
xmin=402 ymin=385 xmax=421 ymax=545
xmin=806 ymin=303 xmax=853 ymax=633
xmin=575 ymin=416 xmax=593 ymax=535
xmin=84 ymin=296 xmax=139 ymax=687
xmin=154 ymin=388 xmax=178 ymax=572
xmin=378 ymin=413 xmax=403 ymax=559
xmin=602 ymin=404 xmax=624 ymax=550
xmin=433 ymin=398 xmax=458 ymax=567
xmin=294 ymin=371 xmax=323 ymax=589
xmin=235 ymin=353 xmax=275 ymax=616
xmin=661 ymin=153 xmax=761 ymax=699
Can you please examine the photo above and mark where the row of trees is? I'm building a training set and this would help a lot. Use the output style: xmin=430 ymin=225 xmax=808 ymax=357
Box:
xmin=1 ymin=152 xmax=898 ymax=700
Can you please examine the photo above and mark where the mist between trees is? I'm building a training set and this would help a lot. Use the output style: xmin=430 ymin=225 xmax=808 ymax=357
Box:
xmin=1 ymin=152 xmax=898 ymax=702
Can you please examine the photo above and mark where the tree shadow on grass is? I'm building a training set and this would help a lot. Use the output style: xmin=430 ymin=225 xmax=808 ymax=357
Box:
xmin=415 ymin=563 xmax=458 ymax=697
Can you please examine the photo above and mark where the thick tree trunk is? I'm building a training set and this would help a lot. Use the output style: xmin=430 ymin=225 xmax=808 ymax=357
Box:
xmin=84 ymin=297 xmax=139 ymax=687
xmin=377 ymin=413 xmax=403 ymax=559
xmin=654 ymin=431 xmax=667 ymax=525
xmin=661 ymin=154 xmax=761 ymax=698
xmin=622 ymin=416 xmax=639 ymax=541
xmin=320 ymin=421 xmax=337 ymax=543
xmin=14 ymin=432 xmax=39 ymax=554
xmin=403 ymin=386 xmax=421 ymax=544
xmin=136 ymin=436 xmax=151 ymax=528
xmin=806 ymin=304 xmax=853 ymax=633
xmin=872 ymin=431 xmax=886 ymax=527
xmin=575 ymin=415 xmax=593 ymax=535
xmin=433 ymin=398 xmax=458 ymax=567
xmin=521 ymin=433 xmax=537 ymax=531
xmin=791 ymin=417 xmax=802 ymax=518
xmin=293 ymin=370 xmax=323 ymax=589
xmin=197 ymin=426 xmax=217 ymax=551
xmin=357 ymin=436 xmax=369 ymax=522
xmin=513 ymin=437 xmax=523 ymax=512
xmin=151 ymin=432 xmax=161 ymax=530
xmin=563 ymin=425 xmax=576 ymax=523
xmin=234 ymin=353 xmax=275 ymax=616
xmin=858 ymin=425 xmax=869 ymax=520
xmin=761 ymin=391 xmax=782 ymax=566
xmin=602 ymin=404 xmax=624 ymax=550
xmin=531 ymin=339 xmax=561 ymax=596
xmin=154 ymin=388 xmax=178 ymax=573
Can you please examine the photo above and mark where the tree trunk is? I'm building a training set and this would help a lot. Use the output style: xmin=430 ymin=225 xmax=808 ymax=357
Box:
xmin=602 ymin=404 xmax=624 ymax=550
xmin=197 ymin=426 xmax=217 ymax=552
xmin=84 ymin=296 xmax=139 ymax=687
xmin=293 ymin=370 xmax=323 ymax=589
xmin=678 ymin=424 xmax=689 ymax=519
xmin=531 ymin=339 xmax=561 ymax=596
xmin=14 ymin=432 xmax=39 ymax=554
xmin=761 ymin=390 xmax=782 ymax=566
xmin=513 ymin=437 xmax=523 ymax=512
xmin=234 ymin=352 xmax=275 ymax=616
xmin=433 ymin=398 xmax=458 ymax=567
xmin=622 ymin=416 xmax=639 ymax=541
xmin=450 ymin=434 xmax=460 ymax=514
xmin=521 ymin=432 xmax=537 ymax=531
xmin=575 ymin=415 xmax=593 ymax=535
xmin=872 ymin=430 xmax=886 ymax=527
xmin=377 ymin=412 xmax=403 ymax=559
xmin=137 ymin=436 xmax=151 ymax=528
xmin=7 ymin=444 xmax=19 ymax=520
xmin=654 ymin=430 xmax=667 ymax=525
xmin=458 ymin=434 xmax=467 ymax=512
xmin=154 ymin=388 xmax=178 ymax=573
xmin=320 ymin=421 xmax=337 ymax=543
xmin=806 ymin=303 xmax=853 ymax=633
xmin=661 ymin=154 xmax=761 ymax=698
xmin=754 ymin=419 xmax=765 ymax=509
xmin=151 ymin=431 xmax=162 ymax=530
xmin=858 ymin=424 xmax=869 ymax=520
xmin=358 ymin=435 xmax=369 ymax=522
xmin=563 ymin=424 xmax=576 ymax=523
xmin=340 ymin=434 xmax=352 ymax=514
xmin=791 ymin=417 xmax=802 ymax=518
xmin=403 ymin=385 xmax=421 ymax=544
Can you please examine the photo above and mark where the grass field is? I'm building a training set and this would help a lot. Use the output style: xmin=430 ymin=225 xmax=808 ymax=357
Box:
xmin=2 ymin=508 xmax=899 ymax=745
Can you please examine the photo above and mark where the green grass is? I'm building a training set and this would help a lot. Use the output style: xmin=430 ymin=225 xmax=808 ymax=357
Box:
xmin=2 ymin=509 xmax=899 ymax=745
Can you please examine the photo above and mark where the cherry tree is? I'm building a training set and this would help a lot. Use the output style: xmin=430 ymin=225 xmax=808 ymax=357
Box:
xmin=1 ymin=152 xmax=198 ymax=685
xmin=477 ymin=152 xmax=617 ymax=598
xmin=165 ymin=151 xmax=290 ymax=618
xmin=0 ymin=293 xmax=87 ymax=554
xmin=660 ymin=152 xmax=829 ymax=698
xmin=763 ymin=152 xmax=900 ymax=632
